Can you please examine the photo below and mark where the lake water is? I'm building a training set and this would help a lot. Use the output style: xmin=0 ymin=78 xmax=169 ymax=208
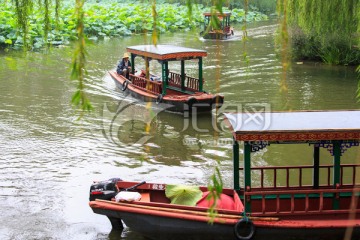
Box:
xmin=0 ymin=20 xmax=359 ymax=240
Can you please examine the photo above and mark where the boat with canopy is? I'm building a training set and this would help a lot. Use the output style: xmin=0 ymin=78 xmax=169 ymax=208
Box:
xmin=201 ymin=12 xmax=234 ymax=40
xmin=109 ymin=45 xmax=224 ymax=114
xmin=89 ymin=110 xmax=360 ymax=240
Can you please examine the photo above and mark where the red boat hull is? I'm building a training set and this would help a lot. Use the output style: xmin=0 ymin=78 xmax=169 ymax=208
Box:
xmin=109 ymin=71 xmax=224 ymax=113
xmin=89 ymin=181 xmax=360 ymax=240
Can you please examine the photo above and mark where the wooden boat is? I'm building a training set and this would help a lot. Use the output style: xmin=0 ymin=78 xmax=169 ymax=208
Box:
xmin=109 ymin=45 xmax=224 ymax=114
xmin=89 ymin=110 xmax=360 ymax=240
xmin=201 ymin=12 xmax=234 ymax=40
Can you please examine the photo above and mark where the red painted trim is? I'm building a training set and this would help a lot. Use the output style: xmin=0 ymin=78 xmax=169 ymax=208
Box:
xmin=127 ymin=49 xmax=207 ymax=60
xmin=109 ymin=71 xmax=221 ymax=103
xmin=89 ymin=201 xmax=360 ymax=229
xmin=235 ymin=131 xmax=360 ymax=141
xmin=90 ymin=201 xmax=237 ymax=225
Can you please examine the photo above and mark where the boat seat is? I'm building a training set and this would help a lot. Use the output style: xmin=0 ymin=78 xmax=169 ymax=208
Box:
xmin=139 ymin=192 xmax=151 ymax=202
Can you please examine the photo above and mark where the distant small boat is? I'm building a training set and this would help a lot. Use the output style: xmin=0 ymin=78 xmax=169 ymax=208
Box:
xmin=89 ymin=110 xmax=360 ymax=240
xmin=201 ymin=12 xmax=234 ymax=40
xmin=109 ymin=45 xmax=224 ymax=114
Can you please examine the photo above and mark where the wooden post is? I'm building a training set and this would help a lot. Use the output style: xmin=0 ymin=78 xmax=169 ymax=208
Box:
xmin=244 ymin=141 xmax=252 ymax=212
xmin=145 ymin=58 xmax=149 ymax=79
xmin=131 ymin=53 xmax=135 ymax=74
xmin=198 ymin=57 xmax=203 ymax=92
xmin=313 ymin=145 xmax=320 ymax=189
xmin=181 ymin=60 xmax=185 ymax=91
xmin=233 ymin=138 xmax=240 ymax=191
xmin=332 ymin=140 xmax=341 ymax=210
xmin=162 ymin=61 xmax=168 ymax=95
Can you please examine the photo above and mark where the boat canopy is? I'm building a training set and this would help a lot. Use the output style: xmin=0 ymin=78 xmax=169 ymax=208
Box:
xmin=225 ymin=110 xmax=360 ymax=204
xmin=225 ymin=110 xmax=360 ymax=142
xmin=127 ymin=45 xmax=207 ymax=94
xmin=127 ymin=45 xmax=207 ymax=61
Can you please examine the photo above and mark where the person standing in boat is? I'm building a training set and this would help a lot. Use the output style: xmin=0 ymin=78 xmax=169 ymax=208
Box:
xmin=116 ymin=52 xmax=132 ymax=79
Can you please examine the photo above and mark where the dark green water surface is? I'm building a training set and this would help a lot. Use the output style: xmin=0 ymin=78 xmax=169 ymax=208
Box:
xmin=0 ymin=21 xmax=359 ymax=240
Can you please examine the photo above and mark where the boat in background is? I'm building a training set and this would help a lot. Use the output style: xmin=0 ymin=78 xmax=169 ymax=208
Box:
xmin=201 ymin=12 xmax=234 ymax=40
xmin=109 ymin=45 xmax=224 ymax=114
xmin=89 ymin=110 xmax=360 ymax=240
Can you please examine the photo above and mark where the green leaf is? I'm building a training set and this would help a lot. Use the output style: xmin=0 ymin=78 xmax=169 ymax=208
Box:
xmin=71 ymin=90 xmax=81 ymax=106
xmin=4 ymin=39 xmax=12 ymax=44
xmin=165 ymin=184 xmax=202 ymax=206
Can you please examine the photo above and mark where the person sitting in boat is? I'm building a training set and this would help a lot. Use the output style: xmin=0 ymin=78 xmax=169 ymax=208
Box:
xmin=135 ymin=69 xmax=146 ymax=78
xmin=116 ymin=52 xmax=132 ymax=79
xmin=149 ymin=73 xmax=161 ymax=82
xmin=150 ymin=76 xmax=161 ymax=82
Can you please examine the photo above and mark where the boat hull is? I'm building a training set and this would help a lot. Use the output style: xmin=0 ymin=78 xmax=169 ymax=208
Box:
xmin=202 ymin=32 xmax=234 ymax=40
xmin=89 ymin=180 xmax=360 ymax=240
xmin=93 ymin=207 xmax=235 ymax=240
xmin=110 ymin=71 xmax=223 ymax=114
xmin=91 ymin=201 xmax=360 ymax=240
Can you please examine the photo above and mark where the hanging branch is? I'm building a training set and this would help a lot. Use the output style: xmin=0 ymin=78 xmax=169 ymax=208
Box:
xmin=357 ymin=2 xmax=360 ymax=102
xmin=357 ymin=65 xmax=360 ymax=101
xmin=43 ymin=0 xmax=50 ymax=45
xmin=206 ymin=167 xmax=223 ymax=223
xmin=242 ymin=0 xmax=249 ymax=66
xmin=70 ymin=0 xmax=92 ymax=114
xmin=151 ymin=0 xmax=157 ymax=45
xmin=204 ymin=0 xmax=226 ymax=224
xmin=55 ymin=0 xmax=60 ymax=28
xmin=14 ymin=0 xmax=33 ymax=50
xmin=277 ymin=0 xmax=290 ymax=110
xmin=186 ymin=0 xmax=192 ymax=19
xmin=287 ymin=0 xmax=359 ymax=65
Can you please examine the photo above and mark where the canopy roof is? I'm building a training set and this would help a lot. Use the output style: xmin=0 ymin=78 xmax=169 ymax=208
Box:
xmin=203 ymin=12 xmax=231 ymax=17
xmin=127 ymin=45 xmax=207 ymax=61
xmin=224 ymin=110 xmax=360 ymax=142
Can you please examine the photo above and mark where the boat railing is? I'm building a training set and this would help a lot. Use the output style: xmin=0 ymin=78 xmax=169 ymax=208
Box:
xmin=130 ymin=74 xmax=162 ymax=95
xmin=168 ymin=71 xmax=200 ymax=92
xmin=239 ymin=164 xmax=360 ymax=189
xmin=244 ymin=187 xmax=360 ymax=215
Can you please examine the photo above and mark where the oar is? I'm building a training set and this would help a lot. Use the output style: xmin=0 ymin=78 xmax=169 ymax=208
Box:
xmin=95 ymin=199 xmax=279 ymax=221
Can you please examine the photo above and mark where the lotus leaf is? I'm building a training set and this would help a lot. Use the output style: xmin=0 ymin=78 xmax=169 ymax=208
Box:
xmin=165 ymin=184 xmax=202 ymax=206
xmin=0 ymin=1 xmax=268 ymax=50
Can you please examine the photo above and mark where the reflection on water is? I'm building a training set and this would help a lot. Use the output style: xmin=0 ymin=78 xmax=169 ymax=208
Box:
xmin=0 ymin=20 xmax=359 ymax=240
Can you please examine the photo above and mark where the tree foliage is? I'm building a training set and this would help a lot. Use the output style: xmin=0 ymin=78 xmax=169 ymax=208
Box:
xmin=287 ymin=0 xmax=360 ymax=65
xmin=10 ymin=0 xmax=60 ymax=49
xmin=0 ymin=1 xmax=267 ymax=50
